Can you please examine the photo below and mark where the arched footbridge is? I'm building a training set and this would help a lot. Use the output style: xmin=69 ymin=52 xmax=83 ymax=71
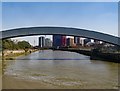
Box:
xmin=1 ymin=27 xmax=120 ymax=46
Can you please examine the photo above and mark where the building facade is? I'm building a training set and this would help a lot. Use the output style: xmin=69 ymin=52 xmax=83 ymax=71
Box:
xmin=53 ymin=35 xmax=62 ymax=48
xmin=53 ymin=35 xmax=67 ymax=48
xmin=70 ymin=38 xmax=75 ymax=47
xmin=74 ymin=36 xmax=78 ymax=44
xmin=61 ymin=36 xmax=66 ymax=47
xmin=67 ymin=38 xmax=70 ymax=47
xmin=45 ymin=38 xmax=52 ymax=47
xmin=39 ymin=36 xmax=45 ymax=47
xmin=74 ymin=36 xmax=82 ymax=46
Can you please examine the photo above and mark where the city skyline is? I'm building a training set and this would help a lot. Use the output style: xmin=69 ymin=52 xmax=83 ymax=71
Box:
xmin=1 ymin=2 xmax=118 ymax=46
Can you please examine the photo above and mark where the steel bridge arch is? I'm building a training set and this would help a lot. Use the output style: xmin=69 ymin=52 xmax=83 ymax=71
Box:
xmin=1 ymin=27 xmax=120 ymax=46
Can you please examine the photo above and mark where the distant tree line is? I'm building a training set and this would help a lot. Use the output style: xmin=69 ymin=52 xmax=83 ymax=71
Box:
xmin=2 ymin=39 xmax=32 ymax=50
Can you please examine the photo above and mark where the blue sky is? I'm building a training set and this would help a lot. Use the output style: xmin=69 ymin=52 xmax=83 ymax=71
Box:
xmin=2 ymin=2 xmax=118 ymax=46
xmin=0 ymin=2 xmax=2 ymax=32
xmin=1 ymin=0 xmax=119 ymax=2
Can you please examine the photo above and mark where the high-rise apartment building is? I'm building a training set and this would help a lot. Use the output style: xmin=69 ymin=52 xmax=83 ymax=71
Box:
xmin=53 ymin=35 xmax=62 ymax=48
xmin=39 ymin=36 xmax=45 ymax=47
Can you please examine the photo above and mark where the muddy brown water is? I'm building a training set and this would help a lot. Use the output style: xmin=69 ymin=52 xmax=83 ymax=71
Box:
xmin=2 ymin=50 xmax=118 ymax=89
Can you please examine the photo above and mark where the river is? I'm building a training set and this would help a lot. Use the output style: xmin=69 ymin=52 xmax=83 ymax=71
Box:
xmin=2 ymin=50 xmax=118 ymax=89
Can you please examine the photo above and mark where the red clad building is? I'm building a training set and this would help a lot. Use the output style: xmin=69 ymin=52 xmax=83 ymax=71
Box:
xmin=61 ymin=36 xmax=66 ymax=47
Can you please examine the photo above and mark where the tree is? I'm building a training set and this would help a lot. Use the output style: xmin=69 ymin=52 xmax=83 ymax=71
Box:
xmin=17 ymin=41 xmax=31 ymax=52
xmin=2 ymin=39 xmax=32 ymax=51
xmin=2 ymin=39 xmax=14 ymax=50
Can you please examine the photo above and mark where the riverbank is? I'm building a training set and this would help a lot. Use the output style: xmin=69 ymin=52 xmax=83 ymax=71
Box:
xmin=1 ymin=49 xmax=38 ymax=60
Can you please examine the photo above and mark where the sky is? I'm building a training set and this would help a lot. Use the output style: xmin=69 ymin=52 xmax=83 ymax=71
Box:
xmin=1 ymin=0 xmax=120 ymax=2
xmin=0 ymin=3 xmax=1 ymax=20
xmin=1 ymin=2 xmax=118 ymax=46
